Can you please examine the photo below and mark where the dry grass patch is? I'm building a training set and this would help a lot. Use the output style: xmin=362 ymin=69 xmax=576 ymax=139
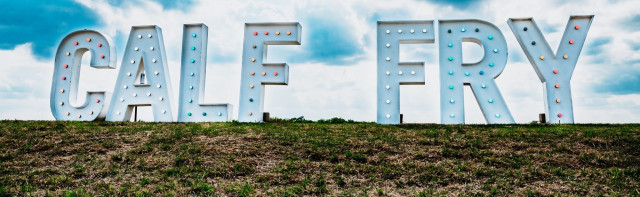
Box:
xmin=0 ymin=121 xmax=638 ymax=196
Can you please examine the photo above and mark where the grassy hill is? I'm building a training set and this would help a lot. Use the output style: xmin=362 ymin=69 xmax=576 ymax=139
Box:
xmin=0 ymin=120 xmax=639 ymax=196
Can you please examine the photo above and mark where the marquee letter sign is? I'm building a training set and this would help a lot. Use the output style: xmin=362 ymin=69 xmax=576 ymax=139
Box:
xmin=50 ymin=30 xmax=116 ymax=121
xmin=508 ymin=16 xmax=593 ymax=124
xmin=49 ymin=15 xmax=593 ymax=124
xmin=106 ymin=26 xmax=175 ymax=122
xmin=377 ymin=21 xmax=435 ymax=124
xmin=237 ymin=23 xmax=302 ymax=122
xmin=177 ymin=24 xmax=232 ymax=122
xmin=438 ymin=20 xmax=515 ymax=124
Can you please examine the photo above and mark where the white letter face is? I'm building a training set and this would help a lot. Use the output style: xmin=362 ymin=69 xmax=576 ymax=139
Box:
xmin=439 ymin=20 xmax=515 ymax=124
xmin=238 ymin=23 xmax=302 ymax=122
xmin=106 ymin=26 xmax=174 ymax=122
xmin=51 ymin=30 xmax=116 ymax=121
xmin=178 ymin=24 xmax=232 ymax=122
xmin=508 ymin=16 xmax=593 ymax=124
xmin=376 ymin=21 xmax=435 ymax=124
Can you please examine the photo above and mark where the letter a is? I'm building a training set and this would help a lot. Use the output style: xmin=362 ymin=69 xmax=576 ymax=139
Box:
xmin=106 ymin=26 xmax=174 ymax=122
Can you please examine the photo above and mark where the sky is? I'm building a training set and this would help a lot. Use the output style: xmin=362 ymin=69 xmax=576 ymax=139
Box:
xmin=0 ymin=0 xmax=639 ymax=123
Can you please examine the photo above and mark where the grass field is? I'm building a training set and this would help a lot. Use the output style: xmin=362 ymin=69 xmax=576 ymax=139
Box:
xmin=0 ymin=119 xmax=639 ymax=196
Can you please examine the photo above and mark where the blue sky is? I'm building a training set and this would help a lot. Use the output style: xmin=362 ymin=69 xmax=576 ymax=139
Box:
xmin=0 ymin=0 xmax=639 ymax=123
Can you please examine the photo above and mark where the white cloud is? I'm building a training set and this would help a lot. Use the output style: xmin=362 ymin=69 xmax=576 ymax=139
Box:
xmin=1 ymin=0 xmax=639 ymax=123
xmin=0 ymin=44 xmax=54 ymax=120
